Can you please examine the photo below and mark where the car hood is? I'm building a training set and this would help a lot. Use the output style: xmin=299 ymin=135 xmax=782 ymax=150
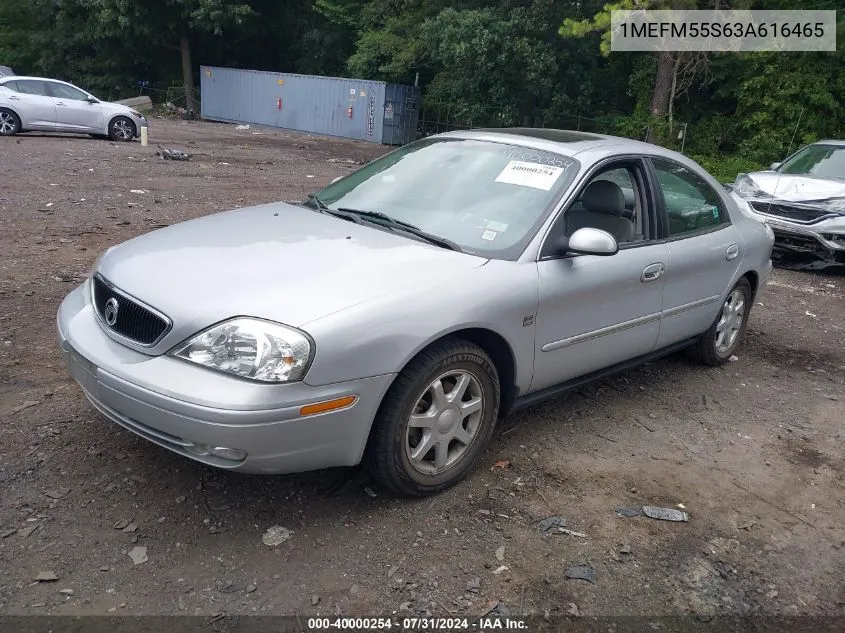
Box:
xmin=746 ymin=171 xmax=845 ymax=204
xmin=96 ymin=202 xmax=487 ymax=342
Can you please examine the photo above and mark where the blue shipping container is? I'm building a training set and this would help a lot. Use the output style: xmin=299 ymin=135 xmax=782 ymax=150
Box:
xmin=200 ymin=66 xmax=420 ymax=145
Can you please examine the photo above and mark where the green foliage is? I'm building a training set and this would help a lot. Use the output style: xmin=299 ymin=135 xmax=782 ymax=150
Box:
xmin=0 ymin=0 xmax=842 ymax=180
xmin=688 ymin=154 xmax=764 ymax=184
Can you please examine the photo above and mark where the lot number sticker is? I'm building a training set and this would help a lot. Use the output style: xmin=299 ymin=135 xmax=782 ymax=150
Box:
xmin=495 ymin=161 xmax=564 ymax=191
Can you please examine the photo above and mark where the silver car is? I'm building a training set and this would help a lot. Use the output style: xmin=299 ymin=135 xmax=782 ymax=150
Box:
xmin=0 ymin=75 xmax=148 ymax=141
xmin=57 ymin=129 xmax=774 ymax=496
xmin=731 ymin=140 xmax=845 ymax=270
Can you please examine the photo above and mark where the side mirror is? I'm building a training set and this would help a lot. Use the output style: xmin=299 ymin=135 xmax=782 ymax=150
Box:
xmin=567 ymin=227 xmax=618 ymax=256
xmin=85 ymin=96 xmax=99 ymax=104
xmin=769 ymin=162 xmax=781 ymax=171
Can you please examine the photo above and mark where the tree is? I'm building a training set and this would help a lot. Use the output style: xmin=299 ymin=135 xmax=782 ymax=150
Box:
xmin=90 ymin=0 xmax=254 ymax=113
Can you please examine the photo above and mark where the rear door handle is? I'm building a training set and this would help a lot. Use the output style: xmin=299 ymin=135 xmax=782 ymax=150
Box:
xmin=55 ymin=102 xmax=66 ymax=107
xmin=641 ymin=262 xmax=665 ymax=282
xmin=9 ymin=95 xmax=20 ymax=100
xmin=726 ymin=244 xmax=739 ymax=260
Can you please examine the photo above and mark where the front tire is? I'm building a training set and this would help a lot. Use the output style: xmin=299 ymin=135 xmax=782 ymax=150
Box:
xmin=688 ymin=277 xmax=752 ymax=366
xmin=108 ymin=116 xmax=136 ymax=142
xmin=0 ymin=108 xmax=21 ymax=135
xmin=366 ymin=338 xmax=500 ymax=496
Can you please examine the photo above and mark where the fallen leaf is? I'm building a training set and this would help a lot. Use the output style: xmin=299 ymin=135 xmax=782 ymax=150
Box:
xmin=491 ymin=459 xmax=511 ymax=471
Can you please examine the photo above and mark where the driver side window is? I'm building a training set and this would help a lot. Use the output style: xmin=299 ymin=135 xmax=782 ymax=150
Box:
xmin=541 ymin=161 xmax=650 ymax=259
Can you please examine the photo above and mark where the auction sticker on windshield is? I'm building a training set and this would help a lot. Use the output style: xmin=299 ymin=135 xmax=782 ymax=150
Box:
xmin=495 ymin=160 xmax=564 ymax=191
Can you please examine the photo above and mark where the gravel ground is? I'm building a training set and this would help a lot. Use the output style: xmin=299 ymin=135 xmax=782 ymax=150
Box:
xmin=1 ymin=119 xmax=843 ymax=620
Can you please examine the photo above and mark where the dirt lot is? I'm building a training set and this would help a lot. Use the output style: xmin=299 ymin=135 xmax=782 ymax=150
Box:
xmin=1 ymin=119 xmax=844 ymax=621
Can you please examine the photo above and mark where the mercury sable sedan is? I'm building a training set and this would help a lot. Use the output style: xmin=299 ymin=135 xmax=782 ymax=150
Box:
xmin=57 ymin=129 xmax=774 ymax=496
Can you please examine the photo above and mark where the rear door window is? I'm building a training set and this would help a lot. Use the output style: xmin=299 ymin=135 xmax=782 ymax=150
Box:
xmin=15 ymin=80 xmax=50 ymax=96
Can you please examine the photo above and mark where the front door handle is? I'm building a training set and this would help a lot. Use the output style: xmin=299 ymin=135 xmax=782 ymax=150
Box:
xmin=726 ymin=244 xmax=739 ymax=260
xmin=55 ymin=102 xmax=67 ymax=107
xmin=641 ymin=262 xmax=665 ymax=282
xmin=8 ymin=95 xmax=20 ymax=100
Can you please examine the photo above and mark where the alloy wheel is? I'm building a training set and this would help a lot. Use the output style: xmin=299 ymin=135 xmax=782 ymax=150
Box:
xmin=405 ymin=370 xmax=484 ymax=475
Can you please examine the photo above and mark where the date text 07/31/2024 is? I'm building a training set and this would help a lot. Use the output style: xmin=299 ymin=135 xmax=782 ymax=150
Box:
xmin=305 ymin=617 xmax=528 ymax=630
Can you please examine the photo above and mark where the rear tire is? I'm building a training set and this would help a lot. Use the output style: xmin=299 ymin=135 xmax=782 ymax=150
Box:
xmin=0 ymin=108 xmax=21 ymax=135
xmin=687 ymin=277 xmax=752 ymax=366
xmin=108 ymin=116 xmax=136 ymax=142
xmin=366 ymin=338 xmax=500 ymax=496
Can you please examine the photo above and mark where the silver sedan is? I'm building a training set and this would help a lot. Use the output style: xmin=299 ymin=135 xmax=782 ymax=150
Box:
xmin=0 ymin=76 xmax=147 ymax=141
xmin=57 ymin=129 xmax=774 ymax=496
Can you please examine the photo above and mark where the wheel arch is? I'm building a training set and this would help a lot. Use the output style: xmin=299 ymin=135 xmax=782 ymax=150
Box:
xmin=741 ymin=270 xmax=759 ymax=301
xmin=0 ymin=105 xmax=23 ymax=129
xmin=375 ymin=326 xmax=519 ymax=424
xmin=107 ymin=113 xmax=137 ymax=138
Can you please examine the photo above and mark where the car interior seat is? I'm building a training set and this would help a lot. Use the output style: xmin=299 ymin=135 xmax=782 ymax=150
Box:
xmin=565 ymin=180 xmax=636 ymax=243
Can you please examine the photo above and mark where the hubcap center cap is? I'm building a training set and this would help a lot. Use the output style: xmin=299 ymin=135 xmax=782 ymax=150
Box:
xmin=436 ymin=407 xmax=460 ymax=435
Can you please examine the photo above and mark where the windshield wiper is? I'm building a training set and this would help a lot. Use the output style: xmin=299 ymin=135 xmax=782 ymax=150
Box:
xmin=336 ymin=208 xmax=463 ymax=252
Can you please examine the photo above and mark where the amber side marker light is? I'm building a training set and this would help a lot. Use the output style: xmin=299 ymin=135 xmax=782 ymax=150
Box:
xmin=300 ymin=395 xmax=358 ymax=417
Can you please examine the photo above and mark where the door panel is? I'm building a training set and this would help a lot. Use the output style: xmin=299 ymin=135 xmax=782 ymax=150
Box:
xmin=10 ymin=80 xmax=56 ymax=129
xmin=532 ymin=243 xmax=670 ymax=391
xmin=649 ymin=157 xmax=743 ymax=348
xmin=658 ymin=226 xmax=743 ymax=347
xmin=48 ymin=82 xmax=103 ymax=131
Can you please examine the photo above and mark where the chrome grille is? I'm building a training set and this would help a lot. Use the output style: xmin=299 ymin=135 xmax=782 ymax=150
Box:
xmin=92 ymin=275 xmax=170 ymax=346
xmin=750 ymin=201 xmax=836 ymax=224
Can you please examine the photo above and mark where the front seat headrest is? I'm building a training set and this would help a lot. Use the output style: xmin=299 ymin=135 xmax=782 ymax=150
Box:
xmin=581 ymin=180 xmax=626 ymax=217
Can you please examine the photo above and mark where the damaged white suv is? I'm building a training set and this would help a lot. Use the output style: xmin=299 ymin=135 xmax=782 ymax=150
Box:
xmin=731 ymin=140 xmax=845 ymax=270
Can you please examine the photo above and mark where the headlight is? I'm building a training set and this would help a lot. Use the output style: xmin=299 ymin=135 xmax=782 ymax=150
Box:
xmin=824 ymin=198 xmax=845 ymax=212
xmin=171 ymin=318 xmax=313 ymax=383
xmin=733 ymin=174 xmax=767 ymax=199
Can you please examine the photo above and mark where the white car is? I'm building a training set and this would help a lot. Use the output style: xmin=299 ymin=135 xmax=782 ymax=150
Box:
xmin=0 ymin=76 xmax=148 ymax=141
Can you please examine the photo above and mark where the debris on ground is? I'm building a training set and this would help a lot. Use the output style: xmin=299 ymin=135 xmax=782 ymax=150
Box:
xmin=18 ymin=525 xmax=39 ymax=538
xmin=615 ymin=506 xmax=643 ymax=517
xmin=311 ymin=595 xmax=320 ymax=606
xmin=155 ymin=146 xmax=191 ymax=161
xmin=112 ymin=519 xmax=131 ymax=530
xmin=557 ymin=528 xmax=589 ymax=538
xmin=129 ymin=189 xmax=147 ymax=194
xmin=642 ymin=506 xmax=690 ymax=522
xmin=491 ymin=459 xmax=511 ymax=470
xmin=1 ymin=529 xmax=17 ymax=538
xmin=564 ymin=565 xmax=597 ymax=584
xmin=466 ymin=577 xmax=480 ymax=592
xmin=11 ymin=400 xmax=41 ymax=414
xmin=121 ymin=522 xmax=138 ymax=533
xmin=567 ymin=602 xmax=580 ymax=617
xmin=262 ymin=525 xmax=293 ymax=546
xmin=536 ymin=515 xmax=566 ymax=532
xmin=245 ymin=584 xmax=257 ymax=594
xmin=43 ymin=489 xmax=67 ymax=499
xmin=619 ymin=543 xmax=633 ymax=555
xmin=59 ymin=588 xmax=74 ymax=596
xmin=128 ymin=546 xmax=148 ymax=565
xmin=34 ymin=571 xmax=59 ymax=582
xmin=492 ymin=565 xmax=508 ymax=575
xmin=495 ymin=546 xmax=505 ymax=561
xmin=362 ymin=485 xmax=377 ymax=498
xmin=235 ymin=125 xmax=250 ymax=130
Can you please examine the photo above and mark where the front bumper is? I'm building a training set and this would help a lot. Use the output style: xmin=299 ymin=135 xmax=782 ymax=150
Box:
xmin=57 ymin=283 xmax=395 ymax=474
xmin=746 ymin=210 xmax=845 ymax=270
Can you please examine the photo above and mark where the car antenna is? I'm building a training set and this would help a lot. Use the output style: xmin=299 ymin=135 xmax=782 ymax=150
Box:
xmin=767 ymin=106 xmax=804 ymax=215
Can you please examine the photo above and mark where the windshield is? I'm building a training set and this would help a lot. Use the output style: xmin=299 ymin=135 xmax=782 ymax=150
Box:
xmin=312 ymin=137 xmax=579 ymax=258
xmin=778 ymin=144 xmax=845 ymax=180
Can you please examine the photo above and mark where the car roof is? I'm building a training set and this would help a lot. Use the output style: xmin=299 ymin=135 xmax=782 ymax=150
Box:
xmin=810 ymin=139 xmax=845 ymax=146
xmin=436 ymin=127 xmax=687 ymax=161
xmin=0 ymin=75 xmax=76 ymax=86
